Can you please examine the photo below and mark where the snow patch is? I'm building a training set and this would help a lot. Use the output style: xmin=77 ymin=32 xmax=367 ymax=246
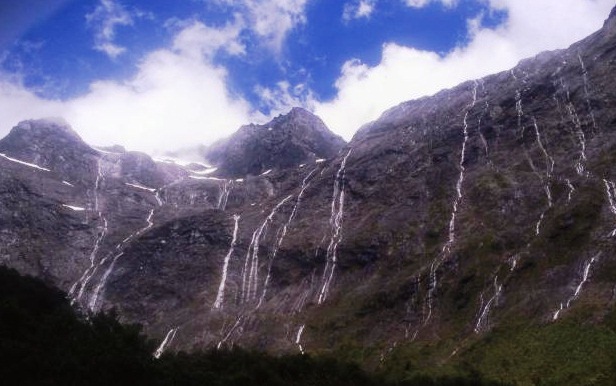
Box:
xmin=125 ymin=182 xmax=156 ymax=192
xmin=62 ymin=204 xmax=86 ymax=211
xmin=0 ymin=153 xmax=50 ymax=172
xmin=191 ymin=167 xmax=218 ymax=175
xmin=190 ymin=175 xmax=224 ymax=181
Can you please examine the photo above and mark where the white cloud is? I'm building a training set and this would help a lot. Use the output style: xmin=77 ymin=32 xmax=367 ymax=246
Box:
xmin=403 ymin=0 xmax=458 ymax=8
xmin=65 ymin=49 xmax=256 ymax=153
xmin=248 ymin=0 xmax=308 ymax=52
xmin=0 ymin=0 xmax=312 ymax=155
xmin=255 ymin=80 xmax=316 ymax=114
xmin=403 ymin=0 xmax=459 ymax=8
xmin=0 ymin=0 xmax=612 ymax=155
xmin=86 ymin=0 xmax=134 ymax=59
xmin=0 ymin=74 xmax=64 ymax=126
xmin=0 ymin=20 xmax=261 ymax=154
xmin=172 ymin=17 xmax=246 ymax=59
xmin=214 ymin=0 xmax=309 ymax=53
xmin=343 ymin=0 xmax=377 ymax=22
xmin=315 ymin=0 xmax=614 ymax=140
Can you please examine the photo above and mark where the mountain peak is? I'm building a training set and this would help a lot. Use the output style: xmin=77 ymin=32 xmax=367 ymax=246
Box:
xmin=11 ymin=118 xmax=83 ymax=142
xmin=604 ymin=5 xmax=616 ymax=31
xmin=204 ymin=108 xmax=346 ymax=177
xmin=0 ymin=118 xmax=98 ymax=183
xmin=287 ymin=106 xmax=314 ymax=117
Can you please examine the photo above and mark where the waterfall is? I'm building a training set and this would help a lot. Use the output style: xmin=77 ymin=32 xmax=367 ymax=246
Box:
xmin=317 ymin=149 xmax=353 ymax=305
xmin=425 ymin=81 xmax=478 ymax=323
xmin=88 ymin=209 xmax=156 ymax=312
xmin=154 ymin=328 xmax=178 ymax=359
xmin=241 ymin=195 xmax=293 ymax=304
xmin=213 ymin=214 xmax=241 ymax=310
xmin=258 ymin=168 xmax=318 ymax=308
xmin=217 ymin=180 xmax=233 ymax=210
xmin=552 ymin=253 xmax=599 ymax=321
xmin=474 ymin=276 xmax=502 ymax=333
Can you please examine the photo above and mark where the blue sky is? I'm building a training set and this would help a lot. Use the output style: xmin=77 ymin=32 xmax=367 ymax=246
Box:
xmin=0 ymin=0 xmax=613 ymax=154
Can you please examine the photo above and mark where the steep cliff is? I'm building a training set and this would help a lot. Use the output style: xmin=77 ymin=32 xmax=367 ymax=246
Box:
xmin=1 ymin=6 xmax=616 ymax=384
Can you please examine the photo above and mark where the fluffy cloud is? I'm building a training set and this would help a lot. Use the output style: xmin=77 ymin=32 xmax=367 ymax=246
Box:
xmin=0 ymin=74 xmax=64 ymax=125
xmin=0 ymin=19 xmax=259 ymax=154
xmin=172 ymin=17 xmax=246 ymax=59
xmin=0 ymin=0 xmax=313 ymax=154
xmin=315 ymin=0 xmax=614 ymax=140
xmin=0 ymin=0 xmax=612 ymax=154
xmin=403 ymin=0 xmax=458 ymax=8
xmin=85 ymin=0 xmax=135 ymax=59
xmin=248 ymin=0 xmax=308 ymax=52
xmin=343 ymin=0 xmax=377 ymax=22
xmin=255 ymin=80 xmax=316 ymax=113
xmin=64 ymin=48 xmax=255 ymax=153
xmin=214 ymin=0 xmax=309 ymax=53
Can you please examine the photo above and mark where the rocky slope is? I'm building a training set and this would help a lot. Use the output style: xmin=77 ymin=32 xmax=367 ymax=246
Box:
xmin=1 ymin=6 xmax=616 ymax=383
xmin=203 ymin=107 xmax=346 ymax=177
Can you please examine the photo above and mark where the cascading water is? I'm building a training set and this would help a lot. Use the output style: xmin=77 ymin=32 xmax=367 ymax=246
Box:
xmin=291 ymin=272 xmax=316 ymax=314
xmin=217 ymin=315 xmax=243 ymax=349
xmin=218 ymin=180 xmax=233 ymax=210
xmin=258 ymin=168 xmax=319 ymax=308
xmin=552 ymin=253 xmax=599 ymax=321
xmin=241 ymin=195 xmax=293 ymax=304
xmin=512 ymin=70 xmax=525 ymax=138
xmin=558 ymin=76 xmax=588 ymax=177
xmin=213 ymin=214 xmax=241 ymax=310
xmin=69 ymin=158 xmax=108 ymax=306
xmin=478 ymin=100 xmax=490 ymax=158
xmin=154 ymin=328 xmax=178 ymax=359
xmin=566 ymin=179 xmax=575 ymax=203
xmin=603 ymin=179 xmax=616 ymax=237
xmin=154 ymin=189 xmax=164 ymax=206
xmin=532 ymin=117 xmax=554 ymax=235
xmin=317 ymin=149 xmax=353 ymax=305
xmin=88 ymin=208 xmax=156 ymax=312
xmin=578 ymin=53 xmax=597 ymax=131
xmin=69 ymin=217 xmax=108 ymax=305
xmin=445 ymin=80 xmax=477 ymax=254
xmin=509 ymin=255 xmax=520 ymax=272
xmin=94 ymin=159 xmax=103 ymax=211
xmin=425 ymin=81 xmax=478 ymax=323
xmin=87 ymin=252 xmax=124 ymax=312
xmin=474 ymin=276 xmax=502 ymax=333
xmin=295 ymin=324 xmax=306 ymax=354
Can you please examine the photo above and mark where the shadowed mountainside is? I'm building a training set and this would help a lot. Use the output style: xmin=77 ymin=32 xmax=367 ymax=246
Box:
xmin=1 ymin=6 xmax=616 ymax=385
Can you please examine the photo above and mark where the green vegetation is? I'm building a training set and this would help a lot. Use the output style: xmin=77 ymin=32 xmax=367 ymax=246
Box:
xmin=0 ymin=266 xmax=504 ymax=385
xmin=462 ymin=320 xmax=616 ymax=385
xmin=377 ymin=318 xmax=616 ymax=386
xmin=4 ymin=265 xmax=615 ymax=385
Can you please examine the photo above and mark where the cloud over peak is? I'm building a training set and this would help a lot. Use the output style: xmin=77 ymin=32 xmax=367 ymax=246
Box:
xmin=0 ymin=0 xmax=613 ymax=156
xmin=314 ymin=0 xmax=614 ymax=140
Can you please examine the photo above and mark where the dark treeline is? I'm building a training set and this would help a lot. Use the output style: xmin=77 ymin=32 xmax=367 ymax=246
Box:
xmin=0 ymin=267 xmax=505 ymax=386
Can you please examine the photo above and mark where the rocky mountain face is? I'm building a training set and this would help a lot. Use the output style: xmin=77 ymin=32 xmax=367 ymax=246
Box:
xmin=2 ymin=7 xmax=616 ymax=381
xmin=203 ymin=107 xmax=346 ymax=177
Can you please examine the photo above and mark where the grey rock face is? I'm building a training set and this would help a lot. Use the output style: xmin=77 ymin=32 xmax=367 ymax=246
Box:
xmin=1 ymin=7 xmax=616 ymax=363
xmin=204 ymin=107 xmax=346 ymax=177
xmin=0 ymin=119 xmax=100 ymax=186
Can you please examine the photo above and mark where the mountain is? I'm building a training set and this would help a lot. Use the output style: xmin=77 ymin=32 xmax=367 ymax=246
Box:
xmin=203 ymin=107 xmax=346 ymax=177
xmin=1 ymin=7 xmax=616 ymax=384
